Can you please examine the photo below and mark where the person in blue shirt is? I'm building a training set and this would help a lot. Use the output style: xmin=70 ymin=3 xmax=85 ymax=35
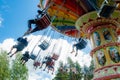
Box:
xmin=8 ymin=37 xmax=28 ymax=57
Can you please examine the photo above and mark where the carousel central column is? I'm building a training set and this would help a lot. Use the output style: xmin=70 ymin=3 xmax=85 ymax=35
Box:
xmin=75 ymin=11 xmax=120 ymax=80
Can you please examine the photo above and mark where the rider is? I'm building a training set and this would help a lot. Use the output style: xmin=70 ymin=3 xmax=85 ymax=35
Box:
xmin=23 ymin=9 xmax=46 ymax=36
xmin=33 ymin=61 xmax=41 ymax=69
xmin=47 ymin=59 xmax=55 ymax=74
xmin=21 ymin=51 xmax=30 ymax=65
xmin=71 ymin=38 xmax=87 ymax=56
xmin=40 ymin=56 xmax=52 ymax=69
xmin=8 ymin=37 xmax=28 ymax=57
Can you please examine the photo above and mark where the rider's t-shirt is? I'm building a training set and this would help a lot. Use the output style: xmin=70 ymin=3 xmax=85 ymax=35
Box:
xmin=14 ymin=37 xmax=28 ymax=51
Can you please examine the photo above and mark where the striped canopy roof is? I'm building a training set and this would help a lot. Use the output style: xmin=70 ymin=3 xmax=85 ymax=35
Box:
xmin=38 ymin=0 xmax=120 ymax=38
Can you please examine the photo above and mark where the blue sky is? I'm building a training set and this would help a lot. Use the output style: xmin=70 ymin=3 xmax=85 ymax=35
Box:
xmin=0 ymin=0 xmax=40 ymax=42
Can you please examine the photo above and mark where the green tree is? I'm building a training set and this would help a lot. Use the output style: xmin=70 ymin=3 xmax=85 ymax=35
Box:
xmin=0 ymin=51 xmax=10 ymax=80
xmin=88 ymin=60 xmax=94 ymax=79
xmin=83 ymin=60 xmax=94 ymax=80
xmin=75 ymin=61 xmax=83 ymax=80
xmin=10 ymin=53 xmax=28 ymax=80
xmin=67 ymin=57 xmax=83 ymax=80
xmin=53 ymin=61 xmax=69 ymax=80
xmin=67 ymin=57 xmax=75 ymax=68
xmin=67 ymin=57 xmax=75 ymax=80
xmin=53 ymin=57 xmax=83 ymax=80
xmin=0 ymin=50 xmax=28 ymax=80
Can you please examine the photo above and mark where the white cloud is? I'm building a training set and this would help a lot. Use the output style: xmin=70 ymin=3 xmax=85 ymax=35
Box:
xmin=0 ymin=34 xmax=92 ymax=80
xmin=0 ymin=38 xmax=16 ymax=51
xmin=28 ymin=73 xmax=41 ymax=80
xmin=44 ymin=78 xmax=50 ymax=80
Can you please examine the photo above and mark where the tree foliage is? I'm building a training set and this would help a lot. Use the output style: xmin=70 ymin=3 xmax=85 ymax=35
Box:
xmin=83 ymin=60 xmax=94 ymax=80
xmin=10 ymin=53 xmax=28 ymax=80
xmin=0 ymin=51 xmax=28 ymax=80
xmin=53 ymin=61 xmax=69 ymax=80
xmin=0 ymin=51 xmax=10 ymax=80
xmin=53 ymin=57 xmax=83 ymax=80
xmin=53 ymin=57 xmax=94 ymax=80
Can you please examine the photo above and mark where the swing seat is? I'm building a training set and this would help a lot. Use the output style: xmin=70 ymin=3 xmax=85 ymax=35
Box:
xmin=38 ymin=40 xmax=50 ymax=50
xmin=21 ymin=56 xmax=29 ymax=62
xmin=30 ymin=54 xmax=37 ymax=60
xmin=33 ymin=61 xmax=40 ymax=66
xmin=76 ymin=38 xmax=87 ymax=50
xmin=98 ymin=4 xmax=116 ymax=18
xmin=52 ymin=54 xmax=59 ymax=60
xmin=22 ymin=51 xmax=30 ymax=61
xmin=23 ymin=51 xmax=29 ymax=57
xmin=49 ymin=61 xmax=54 ymax=66
xmin=36 ymin=14 xmax=51 ymax=30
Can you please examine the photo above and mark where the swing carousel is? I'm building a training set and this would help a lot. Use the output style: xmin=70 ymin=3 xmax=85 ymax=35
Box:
xmin=22 ymin=27 xmax=63 ymax=74
xmin=37 ymin=0 xmax=120 ymax=80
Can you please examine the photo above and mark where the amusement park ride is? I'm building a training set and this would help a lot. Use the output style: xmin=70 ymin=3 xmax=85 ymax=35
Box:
xmin=8 ymin=0 xmax=120 ymax=79
xmin=35 ymin=0 xmax=120 ymax=80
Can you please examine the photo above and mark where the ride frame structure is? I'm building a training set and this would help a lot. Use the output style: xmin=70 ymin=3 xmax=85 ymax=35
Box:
xmin=76 ymin=10 xmax=120 ymax=80
xmin=38 ymin=0 xmax=120 ymax=79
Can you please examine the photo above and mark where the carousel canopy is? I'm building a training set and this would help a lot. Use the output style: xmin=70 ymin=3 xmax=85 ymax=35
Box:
xmin=38 ymin=0 xmax=120 ymax=38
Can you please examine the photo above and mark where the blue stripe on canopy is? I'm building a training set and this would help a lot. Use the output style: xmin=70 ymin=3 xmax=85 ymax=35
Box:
xmin=56 ymin=26 xmax=76 ymax=31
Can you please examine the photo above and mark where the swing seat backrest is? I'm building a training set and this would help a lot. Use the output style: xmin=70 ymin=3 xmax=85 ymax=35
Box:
xmin=23 ymin=51 xmax=30 ymax=58
xmin=75 ymin=38 xmax=87 ymax=50
xmin=49 ymin=61 xmax=55 ymax=66
xmin=34 ymin=62 xmax=40 ymax=66
xmin=75 ymin=43 xmax=86 ymax=49
xmin=52 ymin=54 xmax=59 ymax=60
xmin=46 ymin=61 xmax=51 ymax=66
xmin=36 ymin=14 xmax=51 ymax=30
xmin=39 ymin=40 xmax=50 ymax=50
xmin=30 ymin=54 xmax=37 ymax=60
xmin=98 ymin=4 xmax=116 ymax=18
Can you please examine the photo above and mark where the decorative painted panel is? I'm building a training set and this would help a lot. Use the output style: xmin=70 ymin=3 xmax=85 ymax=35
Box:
xmin=96 ymin=49 xmax=106 ymax=66
xmin=103 ymin=29 xmax=112 ymax=42
xmin=93 ymin=32 xmax=101 ymax=46
xmin=108 ymin=47 xmax=120 ymax=63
